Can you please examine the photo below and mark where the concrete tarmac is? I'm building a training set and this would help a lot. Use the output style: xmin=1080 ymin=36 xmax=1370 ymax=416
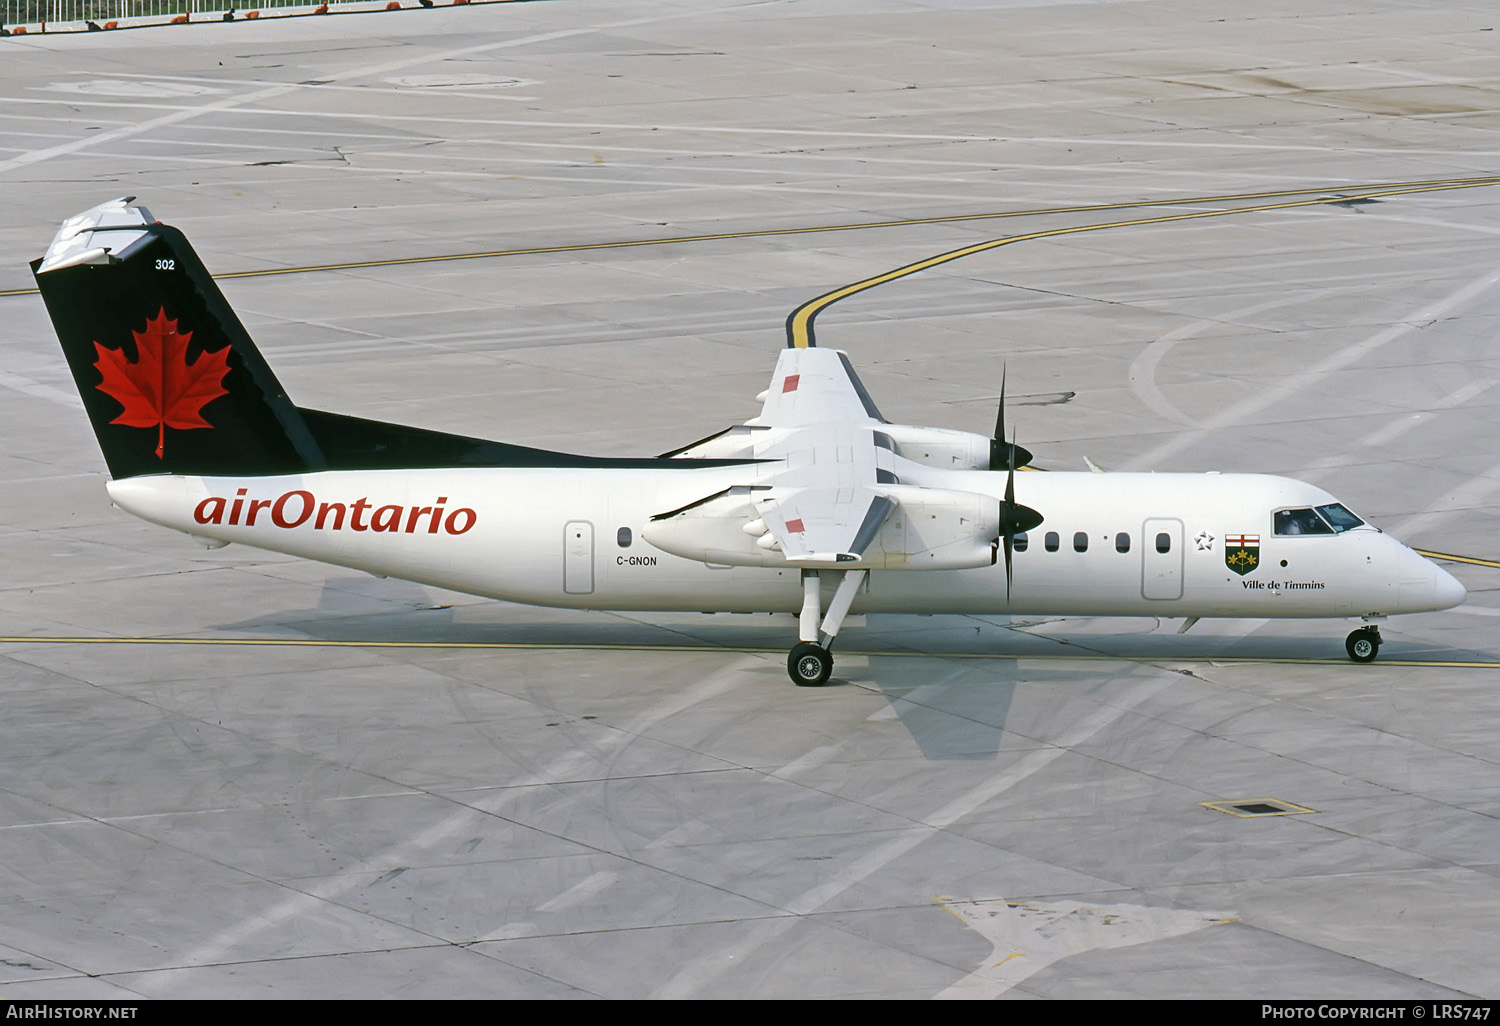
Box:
xmin=2 ymin=0 xmax=1499 ymax=999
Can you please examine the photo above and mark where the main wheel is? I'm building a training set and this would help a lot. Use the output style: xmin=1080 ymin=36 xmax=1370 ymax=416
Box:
xmin=788 ymin=642 xmax=833 ymax=686
xmin=1345 ymin=628 xmax=1380 ymax=663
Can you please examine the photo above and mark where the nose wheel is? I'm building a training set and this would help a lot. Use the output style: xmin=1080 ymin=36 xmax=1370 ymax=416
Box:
xmin=1345 ymin=626 xmax=1382 ymax=663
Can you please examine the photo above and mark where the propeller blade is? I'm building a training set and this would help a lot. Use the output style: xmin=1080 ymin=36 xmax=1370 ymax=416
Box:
xmin=994 ymin=366 xmax=1007 ymax=444
xmin=989 ymin=367 xmax=1034 ymax=470
xmin=1003 ymin=531 xmax=1014 ymax=601
xmin=997 ymin=429 xmax=1042 ymax=605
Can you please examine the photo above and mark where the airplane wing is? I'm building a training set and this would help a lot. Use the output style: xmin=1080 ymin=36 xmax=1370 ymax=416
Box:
xmin=645 ymin=347 xmax=1014 ymax=572
xmin=745 ymin=349 xmax=896 ymax=563
xmin=755 ymin=486 xmax=897 ymax=564
xmin=754 ymin=347 xmax=885 ymax=428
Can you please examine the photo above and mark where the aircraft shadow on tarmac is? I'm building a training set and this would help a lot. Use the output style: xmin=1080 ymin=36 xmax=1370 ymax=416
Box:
xmin=210 ymin=576 xmax=1485 ymax=664
xmin=195 ymin=576 xmax=1492 ymax=764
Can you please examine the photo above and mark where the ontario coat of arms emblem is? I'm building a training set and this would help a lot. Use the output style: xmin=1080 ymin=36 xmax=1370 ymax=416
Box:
xmin=1225 ymin=533 xmax=1260 ymax=576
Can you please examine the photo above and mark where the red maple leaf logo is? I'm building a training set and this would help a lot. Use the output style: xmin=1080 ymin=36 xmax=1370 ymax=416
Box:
xmin=94 ymin=307 xmax=231 ymax=460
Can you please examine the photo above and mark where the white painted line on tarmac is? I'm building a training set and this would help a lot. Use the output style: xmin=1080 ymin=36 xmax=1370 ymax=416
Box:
xmin=1125 ymin=264 xmax=1500 ymax=470
xmin=1295 ymin=378 xmax=1498 ymax=486
xmin=169 ymin=653 xmax=759 ymax=984
xmin=0 ymin=9 xmax=712 ymax=177
xmin=0 ymin=370 xmax=85 ymax=410
xmin=1389 ymin=455 xmax=1500 ymax=543
xmin=536 ymin=870 xmax=621 ymax=913
xmin=935 ymin=897 xmax=1233 ymax=999
xmin=652 ymin=669 xmax=1180 ymax=998
xmin=1452 ymin=604 xmax=1500 ymax=618
xmin=1127 ymin=293 xmax=1317 ymax=429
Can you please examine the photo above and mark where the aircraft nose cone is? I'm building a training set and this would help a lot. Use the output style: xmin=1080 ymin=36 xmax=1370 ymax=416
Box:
xmin=1433 ymin=564 xmax=1467 ymax=609
xmin=1396 ymin=547 xmax=1468 ymax=612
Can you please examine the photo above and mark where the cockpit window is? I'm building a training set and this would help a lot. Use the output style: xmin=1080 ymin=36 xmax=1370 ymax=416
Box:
xmin=1314 ymin=503 xmax=1364 ymax=533
xmin=1274 ymin=507 xmax=1334 ymax=536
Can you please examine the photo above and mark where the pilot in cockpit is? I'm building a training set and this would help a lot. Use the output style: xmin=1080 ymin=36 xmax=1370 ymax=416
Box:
xmin=1274 ymin=505 xmax=1362 ymax=536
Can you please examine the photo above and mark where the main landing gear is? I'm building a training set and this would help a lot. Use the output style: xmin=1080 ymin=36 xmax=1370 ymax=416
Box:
xmin=787 ymin=568 xmax=865 ymax=686
xmin=788 ymin=641 xmax=833 ymax=686
xmin=1345 ymin=624 xmax=1382 ymax=663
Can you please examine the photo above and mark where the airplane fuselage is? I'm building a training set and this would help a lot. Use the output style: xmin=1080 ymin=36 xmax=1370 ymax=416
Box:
xmin=34 ymin=199 xmax=1468 ymax=681
xmin=108 ymin=466 xmax=1464 ymax=621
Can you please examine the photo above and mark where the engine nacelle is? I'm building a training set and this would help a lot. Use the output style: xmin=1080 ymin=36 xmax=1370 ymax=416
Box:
xmin=878 ymin=424 xmax=992 ymax=471
xmin=866 ymin=484 xmax=1000 ymax=570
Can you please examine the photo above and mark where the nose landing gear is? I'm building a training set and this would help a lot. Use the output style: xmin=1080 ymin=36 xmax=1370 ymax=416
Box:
xmin=1345 ymin=625 xmax=1382 ymax=663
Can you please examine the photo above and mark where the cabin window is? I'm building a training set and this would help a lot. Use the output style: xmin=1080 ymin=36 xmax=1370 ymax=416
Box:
xmin=1274 ymin=508 xmax=1334 ymax=536
xmin=1073 ymin=532 xmax=1089 ymax=553
xmin=1115 ymin=533 xmax=1130 ymax=553
xmin=1315 ymin=503 xmax=1364 ymax=533
xmin=617 ymin=527 xmax=632 ymax=547
xmin=1013 ymin=532 xmax=1029 ymax=552
xmin=1044 ymin=531 xmax=1060 ymax=552
xmin=1155 ymin=532 xmax=1171 ymax=553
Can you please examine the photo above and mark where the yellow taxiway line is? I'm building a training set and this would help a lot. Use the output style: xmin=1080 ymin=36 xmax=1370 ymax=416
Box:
xmin=1417 ymin=549 xmax=1500 ymax=569
xmin=785 ymin=175 xmax=1500 ymax=347
xmin=0 ymin=635 xmax=1494 ymax=668
xmin=5 ymin=174 xmax=1499 ymax=300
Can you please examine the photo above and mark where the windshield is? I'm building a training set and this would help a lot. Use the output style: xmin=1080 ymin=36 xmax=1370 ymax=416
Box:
xmin=1315 ymin=503 xmax=1364 ymax=533
xmin=1274 ymin=504 xmax=1366 ymax=536
xmin=1274 ymin=508 xmax=1334 ymax=535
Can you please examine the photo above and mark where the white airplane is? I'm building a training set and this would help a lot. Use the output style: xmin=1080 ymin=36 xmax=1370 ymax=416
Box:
xmin=32 ymin=199 xmax=1467 ymax=685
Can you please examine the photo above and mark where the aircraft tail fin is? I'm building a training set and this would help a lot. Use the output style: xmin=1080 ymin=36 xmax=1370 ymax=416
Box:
xmin=31 ymin=198 xmax=324 ymax=480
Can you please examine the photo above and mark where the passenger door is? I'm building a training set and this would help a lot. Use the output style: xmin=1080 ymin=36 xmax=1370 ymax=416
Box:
xmin=564 ymin=521 xmax=595 ymax=594
xmin=1141 ymin=518 xmax=1183 ymax=600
